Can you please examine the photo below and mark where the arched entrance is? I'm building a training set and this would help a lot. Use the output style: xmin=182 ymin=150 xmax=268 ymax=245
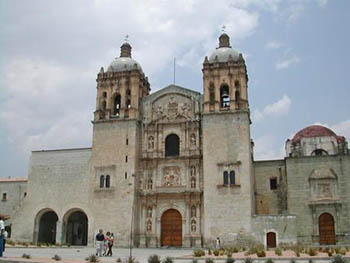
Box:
xmin=65 ymin=210 xmax=88 ymax=246
xmin=37 ymin=210 xmax=58 ymax=244
xmin=319 ymin=213 xmax=335 ymax=245
xmin=266 ymin=232 xmax=277 ymax=248
xmin=161 ymin=209 xmax=182 ymax=247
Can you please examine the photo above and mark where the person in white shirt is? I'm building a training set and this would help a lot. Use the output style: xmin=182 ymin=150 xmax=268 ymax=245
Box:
xmin=0 ymin=216 xmax=4 ymax=257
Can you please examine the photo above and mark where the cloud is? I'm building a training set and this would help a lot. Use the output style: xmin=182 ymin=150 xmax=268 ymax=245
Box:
xmin=276 ymin=56 xmax=300 ymax=70
xmin=317 ymin=0 xmax=328 ymax=8
xmin=252 ymin=94 xmax=291 ymax=122
xmin=253 ymin=134 xmax=285 ymax=160
xmin=266 ymin=40 xmax=282 ymax=49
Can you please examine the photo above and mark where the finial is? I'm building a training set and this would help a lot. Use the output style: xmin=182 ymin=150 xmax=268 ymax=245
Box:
xmin=124 ymin=34 xmax=129 ymax=43
xmin=221 ymin=25 xmax=226 ymax=33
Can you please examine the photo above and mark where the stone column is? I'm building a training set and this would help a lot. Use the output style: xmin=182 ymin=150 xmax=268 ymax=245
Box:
xmin=56 ymin=220 xmax=63 ymax=245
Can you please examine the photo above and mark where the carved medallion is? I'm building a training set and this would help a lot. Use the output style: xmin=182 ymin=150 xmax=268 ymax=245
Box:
xmin=163 ymin=166 xmax=181 ymax=186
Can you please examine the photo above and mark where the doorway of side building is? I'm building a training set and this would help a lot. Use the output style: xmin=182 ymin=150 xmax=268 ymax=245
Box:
xmin=161 ymin=209 xmax=182 ymax=247
xmin=266 ymin=232 xmax=277 ymax=248
xmin=319 ymin=213 xmax=336 ymax=245
xmin=65 ymin=210 xmax=88 ymax=246
xmin=37 ymin=210 xmax=58 ymax=244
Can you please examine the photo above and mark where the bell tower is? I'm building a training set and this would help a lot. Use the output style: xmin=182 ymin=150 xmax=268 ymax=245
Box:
xmin=90 ymin=41 xmax=150 ymax=246
xmin=201 ymin=33 xmax=254 ymax=244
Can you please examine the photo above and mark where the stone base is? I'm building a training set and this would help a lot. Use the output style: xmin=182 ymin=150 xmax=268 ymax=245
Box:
xmin=184 ymin=235 xmax=202 ymax=248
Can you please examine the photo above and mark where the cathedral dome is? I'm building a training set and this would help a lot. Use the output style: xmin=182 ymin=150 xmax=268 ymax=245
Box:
xmin=208 ymin=33 xmax=240 ymax=63
xmin=292 ymin=125 xmax=345 ymax=143
xmin=107 ymin=42 xmax=143 ymax=73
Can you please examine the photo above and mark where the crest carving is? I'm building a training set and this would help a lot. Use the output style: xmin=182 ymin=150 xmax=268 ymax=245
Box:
xmin=152 ymin=96 xmax=193 ymax=122
xmin=163 ymin=166 xmax=181 ymax=187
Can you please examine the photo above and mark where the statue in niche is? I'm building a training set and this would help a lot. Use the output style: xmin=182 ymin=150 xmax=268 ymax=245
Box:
xmin=155 ymin=105 xmax=163 ymax=120
xmin=191 ymin=166 xmax=196 ymax=176
xmin=317 ymin=183 xmax=332 ymax=199
xmin=147 ymin=207 xmax=152 ymax=218
xmin=163 ymin=167 xmax=181 ymax=186
xmin=148 ymin=136 xmax=154 ymax=149
xmin=190 ymin=134 xmax=196 ymax=147
xmin=146 ymin=220 xmax=152 ymax=232
xmin=191 ymin=219 xmax=196 ymax=232
xmin=191 ymin=177 xmax=196 ymax=188
xmin=191 ymin=205 xmax=196 ymax=217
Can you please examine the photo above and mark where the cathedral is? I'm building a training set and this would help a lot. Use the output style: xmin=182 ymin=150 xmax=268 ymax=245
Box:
xmin=6 ymin=33 xmax=350 ymax=248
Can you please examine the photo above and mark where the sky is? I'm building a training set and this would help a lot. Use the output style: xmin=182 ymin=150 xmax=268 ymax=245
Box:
xmin=0 ymin=0 xmax=349 ymax=178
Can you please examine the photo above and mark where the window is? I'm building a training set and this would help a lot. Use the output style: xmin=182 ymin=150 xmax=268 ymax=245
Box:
xmin=165 ymin=134 xmax=180 ymax=157
xmin=126 ymin=138 xmax=128 ymax=145
xmin=223 ymin=171 xmax=229 ymax=185
xmin=312 ymin=149 xmax=328 ymax=156
xmin=230 ymin=171 xmax=235 ymax=185
xmin=103 ymin=92 xmax=107 ymax=98
xmin=125 ymin=155 xmax=128 ymax=162
xmin=99 ymin=175 xmax=105 ymax=188
xmin=125 ymin=172 xmax=128 ymax=179
xmin=105 ymin=175 xmax=110 ymax=188
xmin=24 ymin=192 xmax=27 ymax=197
xmin=270 ymin=178 xmax=277 ymax=190
xmin=220 ymin=84 xmax=230 ymax=108
xmin=2 ymin=193 xmax=7 ymax=201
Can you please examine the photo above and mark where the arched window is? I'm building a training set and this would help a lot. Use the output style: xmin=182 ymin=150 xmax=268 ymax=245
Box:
xmin=220 ymin=84 xmax=230 ymax=108
xmin=114 ymin=95 xmax=121 ymax=115
xmin=230 ymin=171 xmax=235 ymax=185
xmin=105 ymin=175 xmax=110 ymax=188
xmin=191 ymin=177 xmax=196 ymax=188
xmin=165 ymin=134 xmax=180 ymax=157
xmin=147 ymin=178 xmax=153 ymax=190
xmin=99 ymin=175 xmax=105 ymax=188
xmin=312 ymin=149 xmax=328 ymax=156
xmin=223 ymin=171 xmax=229 ymax=185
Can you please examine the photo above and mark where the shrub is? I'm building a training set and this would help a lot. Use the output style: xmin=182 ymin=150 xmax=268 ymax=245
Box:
xmin=339 ymin=248 xmax=347 ymax=255
xmin=227 ymin=258 xmax=235 ymax=263
xmin=257 ymin=250 xmax=266 ymax=257
xmin=22 ymin=253 xmax=31 ymax=259
xmin=328 ymin=250 xmax=334 ymax=257
xmin=116 ymin=258 xmax=122 ymax=262
xmin=308 ymin=248 xmax=318 ymax=256
xmin=162 ymin=256 xmax=173 ymax=263
xmin=205 ymin=259 xmax=215 ymax=263
xmin=244 ymin=257 xmax=254 ymax=263
xmin=124 ymin=256 xmax=138 ymax=263
xmin=6 ymin=239 xmax=15 ymax=246
xmin=208 ymin=248 xmax=212 ymax=255
xmin=335 ymin=247 xmax=341 ymax=254
xmin=220 ymin=250 xmax=225 ymax=256
xmin=193 ymin=249 xmax=205 ymax=257
xmin=233 ymin=247 xmax=239 ymax=253
xmin=213 ymin=249 xmax=220 ymax=256
xmin=290 ymin=259 xmax=296 ymax=263
xmin=192 ymin=259 xmax=198 ymax=263
xmin=85 ymin=254 xmax=100 ymax=263
xmin=52 ymin=254 xmax=62 ymax=261
xmin=266 ymin=259 xmax=274 ymax=263
xmin=148 ymin=254 xmax=161 ymax=263
xmin=275 ymin=247 xmax=282 ymax=256
xmin=226 ymin=251 xmax=233 ymax=258
xmin=332 ymin=254 xmax=348 ymax=263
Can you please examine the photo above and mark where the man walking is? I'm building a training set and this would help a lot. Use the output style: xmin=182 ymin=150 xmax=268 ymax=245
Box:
xmin=95 ymin=229 xmax=104 ymax=257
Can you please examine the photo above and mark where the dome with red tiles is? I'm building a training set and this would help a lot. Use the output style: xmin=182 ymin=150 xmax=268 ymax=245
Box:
xmin=292 ymin=125 xmax=345 ymax=143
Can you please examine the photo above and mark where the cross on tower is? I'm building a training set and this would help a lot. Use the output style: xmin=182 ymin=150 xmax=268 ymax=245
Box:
xmin=221 ymin=25 xmax=226 ymax=33
xmin=124 ymin=34 xmax=129 ymax=42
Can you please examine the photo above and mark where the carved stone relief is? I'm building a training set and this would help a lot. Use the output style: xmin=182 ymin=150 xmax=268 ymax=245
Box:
xmin=163 ymin=166 xmax=181 ymax=187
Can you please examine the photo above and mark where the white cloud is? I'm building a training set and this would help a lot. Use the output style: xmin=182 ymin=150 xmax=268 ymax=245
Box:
xmin=266 ymin=40 xmax=282 ymax=49
xmin=276 ymin=56 xmax=300 ymax=70
xmin=253 ymin=134 xmax=285 ymax=160
xmin=317 ymin=0 xmax=328 ymax=8
xmin=252 ymin=94 xmax=291 ymax=122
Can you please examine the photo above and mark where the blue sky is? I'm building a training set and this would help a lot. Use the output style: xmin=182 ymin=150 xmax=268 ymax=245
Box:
xmin=0 ymin=0 xmax=349 ymax=178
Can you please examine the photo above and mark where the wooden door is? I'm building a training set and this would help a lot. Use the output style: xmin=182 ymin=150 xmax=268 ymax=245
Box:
xmin=319 ymin=213 xmax=335 ymax=245
xmin=267 ymin=232 xmax=276 ymax=248
xmin=161 ymin=209 xmax=182 ymax=247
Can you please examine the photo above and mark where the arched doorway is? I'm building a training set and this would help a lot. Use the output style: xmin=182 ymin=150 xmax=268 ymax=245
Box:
xmin=266 ymin=232 xmax=277 ymax=248
xmin=65 ymin=210 xmax=88 ymax=246
xmin=38 ymin=211 xmax=58 ymax=244
xmin=319 ymin=213 xmax=335 ymax=245
xmin=161 ymin=209 xmax=182 ymax=247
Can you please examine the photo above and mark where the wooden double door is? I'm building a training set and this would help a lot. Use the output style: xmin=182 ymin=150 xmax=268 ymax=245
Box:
xmin=319 ymin=213 xmax=336 ymax=245
xmin=161 ymin=209 xmax=182 ymax=247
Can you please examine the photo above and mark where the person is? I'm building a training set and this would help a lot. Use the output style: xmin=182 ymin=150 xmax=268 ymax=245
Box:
xmin=215 ymin=237 xmax=221 ymax=249
xmin=0 ymin=216 xmax=4 ymax=257
xmin=95 ymin=229 xmax=104 ymax=257
xmin=106 ymin=233 xmax=114 ymax=257
xmin=102 ymin=232 xmax=110 ymax=256
xmin=3 ymin=230 xmax=7 ymax=252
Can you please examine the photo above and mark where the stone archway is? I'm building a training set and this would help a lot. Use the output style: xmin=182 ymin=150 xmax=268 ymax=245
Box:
xmin=319 ymin=213 xmax=335 ymax=245
xmin=64 ymin=210 xmax=88 ymax=246
xmin=161 ymin=209 xmax=182 ymax=247
xmin=37 ymin=210 xmax=58 ymax=244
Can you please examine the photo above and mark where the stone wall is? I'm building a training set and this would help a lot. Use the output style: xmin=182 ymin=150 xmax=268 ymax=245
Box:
xmin=11 ymin=148 xmax=91 ymax=243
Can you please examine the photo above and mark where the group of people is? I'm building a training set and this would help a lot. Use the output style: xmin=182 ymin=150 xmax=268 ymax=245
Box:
xmin=95 ymin=229 xmax=114 ymax=257
xmin=0 ymin=216 xmax=8 ymax=258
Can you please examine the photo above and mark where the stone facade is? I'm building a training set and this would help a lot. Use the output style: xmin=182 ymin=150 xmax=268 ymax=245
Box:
xmin=7 ymin=34 xmax=350 ymax=248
